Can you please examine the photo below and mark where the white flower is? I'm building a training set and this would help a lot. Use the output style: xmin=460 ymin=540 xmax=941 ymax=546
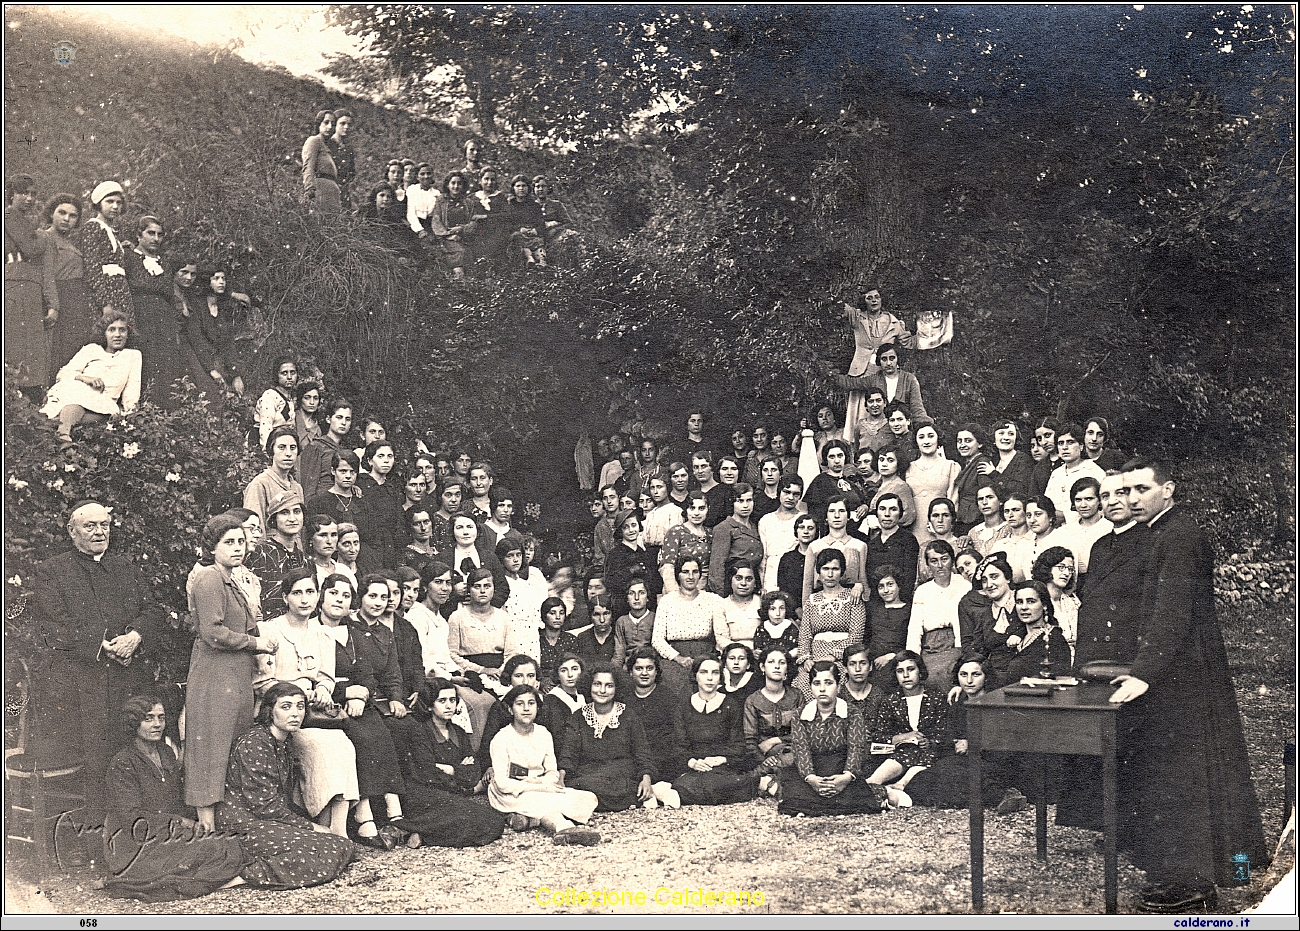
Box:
xmin=8 ymin=475 xmax=29 ymax=491
xmin=165 ymin=471 xmax=180 ymax=482
xmin=64 ymin=463 xmax=77 ymax=472
xmin=7 ymin=575 xmax=20 ymax=587
xmin=121 ymin=442 xmax=141 ymax=459
xmin=51 ymin=478 xmax=64 ymax=490
xmin=104 ymin=422 xmax=115 ymax=432
xmin=42 ymin=461 xmax=57 ymax=471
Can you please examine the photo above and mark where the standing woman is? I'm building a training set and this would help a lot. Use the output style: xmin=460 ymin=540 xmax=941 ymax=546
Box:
xmin=796 ymin=549 xmax=867 ymax=697
xmin=217 ymin=682 xmax=355 ymax=887
xmin=124 ymin=216 xmax=185 ymax=406
xmin=186 ymin=265 xmax=246 ymax=395
xmin=355 ymin=441 xmax=403 ymax=571
xmin=604 ymin=510 xmax=660 ymax=617
xmin=651 ymin=556 xmax=728 ymax=696
xmin=1031 ymin=546 xmax=1080 ymax=655
xmin=307 ymin=451 xmax=363 ymax=529
xmin=1083 ymin=417 xmax=1126 ymax=472
xmin=658 ymin=493 xmax=713 ymax=596
xmin=708 ymin=485 xmax=762 ymax=597
xmin=777 ymin=515 xmax=819 ymax=619
xmin=38 ymin=193 xmax=93 ymax=375
xmin=801 ymin=440 xmax=855 ymax=531
xmin=79 ymin=181 xmax=132 ymax=352
xmin=841 ymin=285 xmax=913 ymax=446
xmin=185 ymin=514 xmax=278 ymax=831
xmin=5 ymin=175 xmax=56 ymax=390
xmin=907 ymin=421 xmax=960 ymax=544
xmin=244 ymin=424 xmax=304 ymax=528
xmin=301 ymin=109 xmax=340 ymax=215
xmin=716 ymin=559 xmax=762 ymax=653
xmin=295 ymin=381 xmax=323 ymax=447
xmin=255 ymin=356 xmax=298 ymax=449
xmin=952 ymin=423 xmax=995 ymax=535
xmin=989 ymin=420 xmax=1032 ymax=498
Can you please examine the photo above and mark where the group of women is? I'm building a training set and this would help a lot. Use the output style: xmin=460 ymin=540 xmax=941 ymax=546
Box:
xmin=6 ymin=174 xmax=260 ymax=438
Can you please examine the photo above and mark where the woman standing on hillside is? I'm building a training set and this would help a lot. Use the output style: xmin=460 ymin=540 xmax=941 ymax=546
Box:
xmin=302 ymin=109 xmax=340 ymax=215
xmin=124 ymin=215 xmax=185 ymax=407
xmin=80 ymin=179 xmax=132 ymax=333
xmin=37 ymin=193 xmax=92 ymax=375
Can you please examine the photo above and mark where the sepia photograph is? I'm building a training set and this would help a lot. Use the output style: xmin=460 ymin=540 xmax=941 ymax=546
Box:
xmin=3 ymin=2 xmax=1296 ymax=922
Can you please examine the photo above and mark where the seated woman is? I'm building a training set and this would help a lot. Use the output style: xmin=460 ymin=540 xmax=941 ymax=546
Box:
xmin=866 ymin=565 xmax=913 ymax=690
xmin=216 ymin=682 xmax=355 ymax=888
xmin=743 ymin=647 xmax=802 ymax=797
xmin=958 ymin=555 xmax=1019 ymax=686
xmin=1031 ymin=546 xmax=1080 ymax=656
xmin=841 ymin=642 xmax=887 ymax=721
xmin=1004 ymin=581 xmax=1073 ymax=682
xmin=721 ymin=642 xmax=761 ymax=704
xmin=258 ymin=567 xmax=360 ymax=836
xmin=41 ymin=308 xmax=141 ymax=442
xmin=473 ymin=653 xmax=544 ymax=769
xmin=392 ymin=678 xmax=507 ymax=848
xmin=429 ymin=170 xmax=482 ymax=280
xmin=489 ymin=683 xmax=601 ymax=844
xmin=315 ymin=573 xmax=408 ymax=849
xmin=448 ymin=567 xmax=517 ymax=699
xmin=778 ymin=660 xmax=899 ymax=817
xmin=865 ymin=651 xmax=949 ymax=794
xmin=186 ymin=264 xmax=247 ymax=395
xmin=498 ymin=174 xmax=547 ymax=267
xmin=539 ymin=652 xmax=587 ymax=753
xmin=623 ymin=646 xmax=688 ymax=793
xmin=652 ymin=554 xmax=729 ymax=697
xmin=752 ymin=590 xmax=801 ymax=670
xmin=532 ymin=175 xmax=579 ymax=262
xmin=558 ymin=661 xmax=655 ymax=812
xmin=605 ymin=510 xmax=660 ymax=617
xmin=103 ymin=696 xmax=246 ymax=902
xmin=715 ymin=558 xmax=762 ymax=653
xmin=795 ymin=549 xmax=867 ymax=698
xmin=904 ymin=652 xmax=992 ymax=809
xmin=658 ymin=493 xmax=713 ymax=595
xmin=665 ymin=655 xmax=758 ymax=808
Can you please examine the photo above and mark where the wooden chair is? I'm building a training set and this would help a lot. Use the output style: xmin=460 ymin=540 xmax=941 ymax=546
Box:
xmin=5 ymin=657 xmax=86 ymax=877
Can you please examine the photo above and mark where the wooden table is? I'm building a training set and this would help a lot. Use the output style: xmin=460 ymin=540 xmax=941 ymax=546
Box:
xmin=966 ymin=682 xmax=1120 ymax=914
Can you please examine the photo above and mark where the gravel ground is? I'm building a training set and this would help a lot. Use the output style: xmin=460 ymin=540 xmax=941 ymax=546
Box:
xmin=7 ymin=686 xmax=1294 ymax=917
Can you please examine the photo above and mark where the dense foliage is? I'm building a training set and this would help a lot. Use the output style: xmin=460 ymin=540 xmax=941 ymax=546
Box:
xmin=4 ymin=4 xmax=1294 ymax=593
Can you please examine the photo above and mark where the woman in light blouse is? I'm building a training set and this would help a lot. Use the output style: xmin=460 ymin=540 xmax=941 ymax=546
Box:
xmin=301 ymin=109 xmax=340 ymax=214
xmin=652 ymin=556 xmax=727 ymax=696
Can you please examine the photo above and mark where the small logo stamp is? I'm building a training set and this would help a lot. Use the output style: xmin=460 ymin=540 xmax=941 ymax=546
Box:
xmin=1232 ymin=852 xmax=1251 ymax=882
xmin=53 ymin=39 xmax=77 ymax=66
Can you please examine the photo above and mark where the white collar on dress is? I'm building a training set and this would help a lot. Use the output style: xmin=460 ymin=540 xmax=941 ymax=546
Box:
xmin=800 ymin=698 xmax=849 ymax=721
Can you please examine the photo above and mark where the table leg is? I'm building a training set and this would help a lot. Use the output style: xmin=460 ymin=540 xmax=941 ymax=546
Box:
xmin=1036 ymin=754 xmax=1047 ymax=861
xmin=1103 ymin=743 xmax=1117 ymax=915
xmin=970 ymin=747 xmax=984 ymax=911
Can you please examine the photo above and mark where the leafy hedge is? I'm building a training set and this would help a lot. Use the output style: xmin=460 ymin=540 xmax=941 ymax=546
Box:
xmin=4 ymin=378 xmax=262 ymax=680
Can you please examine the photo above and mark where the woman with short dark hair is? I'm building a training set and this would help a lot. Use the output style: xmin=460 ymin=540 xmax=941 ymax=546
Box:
xmin=558 ymin=662 xmax=655 ymax=811
xmin=429 ymin=170 xmax=482 ymax=280
xmin=103 ymin=695 xmax=246 ymax=901
xmin=217 ymin=682 xmax=355 ymax=885
xmin=864 ymin=649 xmax=948 ymax=794
xmin=186 ymin=264 xmax=247 ymax=395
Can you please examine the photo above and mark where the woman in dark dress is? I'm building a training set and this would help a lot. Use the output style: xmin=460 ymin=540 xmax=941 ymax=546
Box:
xmin=5 ymin=175 xmax=56 ymax=390
xmin=216 ymin=682 xmax=355 ymax=888
xmin=393 ymin=678 xmax=507 ymax=848
xmin=79 ymin=181 xmax=131 ymax=329
xmin=355 ymin=441 xmax=404 ymax=572
xmin=38 ymin=193 xmax=91 ymax=374
xmin=125 ymin=215 xmax=185 ymax=406
xmin=539 ymin=652 xmax=587 ymax=752
xmin=865 ymin=650 xmax=950 ymax=795
xmin=623 ymin=646 xmax=687 ymax=798
xmin=777 ymin=515 xmax=819 ymax=620
xmin=316 ymin=572 xmax=407 ymax=849
xmin=752 ymin=590 xmax=802 ymax=670
xmin=778 ymin=661 xmax=895 ymax=817
xmin=186 ymin=264 xmax=247 ymax=395
xmin=904 ymin=652 xmax=995 ymax=809
xmin=558 ymin=662 xmax=656 ymax=811
xmin=498 ymin=174 xmax=547 ymax=266
xmin=952 ymin=423 xmax=996 ymax=535
xmin=103 ymin=696 xmax=246 ymax=902
xmin=667 ymin=655 xmax=758 ymax=807
xmin=866 ymin=564 xmax=913 ymax=690
xmin=1004 ymin=580 xmax=1072 ymax=682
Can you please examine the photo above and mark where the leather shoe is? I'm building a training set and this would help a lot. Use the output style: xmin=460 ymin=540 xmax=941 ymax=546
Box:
xmin=1139 ymin=881 xmax=1218 ymax=912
